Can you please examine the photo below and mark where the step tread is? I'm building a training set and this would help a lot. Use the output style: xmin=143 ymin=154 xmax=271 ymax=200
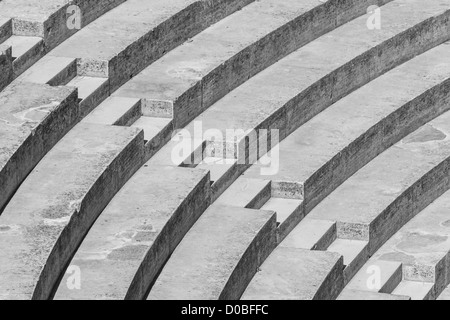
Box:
xmin=83 ymin=96 xmax=141 ymax=126
xmin=261 ymin=197 xmax=302 ymax=225
xmin=131 ymin=116 xmax=172 ymax=142
xmin=148 ymin=204 xmax=276 ymax=300
xmin=393 ymin=281 xmax=434 ymax=300
xmin=327 ymin=239 xmax=368 ymax=268
xmin=66 ymin=75 xmax=109 ymax=100
xmin=196 ymin=157 xmax=237 ymax=183
xmin=281 ymin=218 xmax=336 ymax=250
xmin=2 ymin=35 xmax=42 ymax=58
xmin=347 ymin=259 xmax=402 ymax=293
xmin=54 ymin=165 xmax=209 ymax=300
xmin=0 ymin=122 xmax=142 ymax=300
xmin=338 ymin=289 xmax=411 ymax=300
xmin=242 ymin=247 xmax=343 ymax=300
xmin=17 ymin=55 xmax=76 ymax=84
xmin=215 ymin=177 xmax=271 ymax=208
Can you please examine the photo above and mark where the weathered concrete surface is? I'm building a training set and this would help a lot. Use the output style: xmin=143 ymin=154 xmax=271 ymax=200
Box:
xmin=281 ymin=218 xmax=336 ymax=251
xmin=50 ymin=0 xmax=255 ymax=91
xmin=0 ymin=44 xmax=12 ymax=90
xmin=393 ymin=281 xmax=435 ymax=300
xmin=242 ymin=248 xmax=343 ymax=300
xmin=327 ymin=239 xmax=369 ymax=282
xmin=0 ymin=123 xmax=144 ymax=300
xmin=366 ymin=189 xmax=450 ymax=297
xmin=0 ymin=82 xmax=78 ymax=212
xmin=148 ymin=205 xmax=277 ymax=300
xmin=243 ymin=39 xmax=450 ymax=223
xmin=0 ymin=0 xmax=127 ymax=48
xmin=338 ymin=290 xmax=410 ymax=301
xmin=185 ymin=0 xmax=450 ymax=145
xmin=113 ymin=0 xmax=392 ymax=128
xmin=438 ymin=285 xmax=450 ymax=300
xmin=308 ymin=110 xmax=450 ymax=253
xmin=54 ymin=166 xmax=210 ymax=300
xmin=3 ymin=35 xmax=44 ymax=77
xmin=17 ymin=55 xmax=77 ymax=86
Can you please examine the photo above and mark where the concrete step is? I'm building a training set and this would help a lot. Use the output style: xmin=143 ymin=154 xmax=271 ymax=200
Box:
xmin=280 ymin=218 xmax=336 ymax=251
xmin=260 ymin=197 xmax=303 ymax=240
xmin=242 ymin=248 xmax=344 ymax=300
xmin=185 ymin=0 xmax=450 ymax=201
xmin=147 ymin=204 xmax=277 ymax=300
xmin=84 ymin=96 xmax=141 ymax=126
xmin=393 ymin=281 xmax=435 ymax=301
xmin=327 ymin=239 xmax=369 ymax=282
xmin=305 ymin=109 xmax=450 ymax=289
xmin=244 ymin=34 xmax=450 ymax=218
xmin=130 ymin=116 xmax=172 ymax=143
xmin=0 ymin=82 xmax=78 ymax=212
xmin=0 ymin=122 xmax=144 ymax=300
xmin=346 ymin=260 xmax=403 ymax=293
xmin=215 ymin=177 xmax=271 ymax=209
xmin=66 ymin=75 xmax=109 ymax=116
xmin=196 ymin=157 xmax=238 ymax=186
xmin=54 ymin=165 xmax=211 ymax=300
xmin=113 ymin=0 xmax=391 ymax=128
xmin=17 ymin=55 xmax=77 ymax=86
xmin=49 ymin=0 xmax=255 ymax=92
xmin=2 ymin=35 xmax=44 ymax=77
xmin=364 ymin=188 xmax=450 ymax=297
xmin=338 ymin=289 xmax=411 ymax=301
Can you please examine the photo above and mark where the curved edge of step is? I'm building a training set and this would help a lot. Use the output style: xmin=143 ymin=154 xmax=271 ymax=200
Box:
xmin=0 ymin=82 xmax=78 ymax=212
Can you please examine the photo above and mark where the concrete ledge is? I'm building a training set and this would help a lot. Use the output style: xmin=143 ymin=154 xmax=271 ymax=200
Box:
xmin=242 ymin=248 xmax=344 ymax=300
xmin=0 ymin=123 xmax=144 ymax=300
xmin=0 ymin=82 xmax=78 ymax=212
xmin=148 ymin=205 xmax=277 ymax=300
xmin=54 ymin=166 xmax=211 ymax=300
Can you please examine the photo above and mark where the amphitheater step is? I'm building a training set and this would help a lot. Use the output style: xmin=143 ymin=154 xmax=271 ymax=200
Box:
xmin=360 ymin=188 xmax=450 ymax=297
xmin=392 ymin=281 xmax=435 ymax=301
xmin=66 ymin=75 xmax=109 ymax=115
xmin=186 ymin=0 xmax=450 ymax=203
xmin=280 ymin=218 xmax=336 ymax=251
xmin=215 ymin=177 xmax=271 ymax=209
xmin=49 ymin=0 xmax=255 ymax=91
xmin=242 ymin=248 xmax=344 ymax=300
xmin=0 ymin=44 xmax=12 ymax=90
xmin=0 ymin=82 xmax=78 ymax=212
xmin=438 ymin=286 xmax=450 ymax=300
xmin=148 ymin=204 xmax=277 ymax=300
xmin=327 ymin=239 xmax=369 ymax=282
xmin=83 ymin=97 xmax=141 ymax=126
xmin=54 ymin=165 xmax=210 ymax=300
xmin=338 ymin=290 xmax=411 ymax=301
xmin=2 ymin=35 xmax=44 ymax=76
xmin=196 ymin=157 xmax=237 ymax=185
xmin=130 ymin=116 xmax=172 ymax=143
xmin=260 ymin=197 xmax=303 ymax=238
xmin=345 ymin=260 xmax=403 ymax=293
xmin=0 ymin=123 xmax=144 ymax=300
xmin=113 ymin=0 xmax=389 ymax=128
xmin=18 ymin=55 xmax=77 ymax=86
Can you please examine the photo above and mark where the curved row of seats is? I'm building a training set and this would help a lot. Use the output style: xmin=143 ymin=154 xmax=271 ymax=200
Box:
xmin=1 ymin=0 xmax=450 ymax=300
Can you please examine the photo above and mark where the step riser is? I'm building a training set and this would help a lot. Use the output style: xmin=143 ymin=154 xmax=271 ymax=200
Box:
xmin=314 ymin=256 xmax=345 ymax=300
xmin=0 ymin=18 xmax=11 ymax=43
xmin=144 ymin=120 xmax=174 ymax=162
xmin=35 ymin=132 xmax=145 ymax=300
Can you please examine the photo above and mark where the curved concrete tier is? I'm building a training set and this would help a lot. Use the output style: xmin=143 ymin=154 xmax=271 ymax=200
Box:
xmin=54 ymin=166 xmax=211 ymax=300
xmin=0 ymin=0 xmax=126 ymax=85
xmin=0 ymin=123 xmax=144 ymax=300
